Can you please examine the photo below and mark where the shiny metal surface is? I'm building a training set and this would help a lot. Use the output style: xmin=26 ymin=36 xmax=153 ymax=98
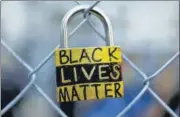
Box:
xmin=60 ymin=5 xmax=114 ymax=48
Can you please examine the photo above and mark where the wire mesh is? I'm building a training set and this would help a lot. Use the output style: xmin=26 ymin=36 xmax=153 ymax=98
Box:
xmin=1 ymin=1 xmax=179 ymax=117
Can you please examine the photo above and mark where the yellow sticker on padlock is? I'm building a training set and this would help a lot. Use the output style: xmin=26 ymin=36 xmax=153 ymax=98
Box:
xmin=55 ymin=46 xmax=122 ymax=66
xmin=55 ymin=46 xmax=124 ymax=102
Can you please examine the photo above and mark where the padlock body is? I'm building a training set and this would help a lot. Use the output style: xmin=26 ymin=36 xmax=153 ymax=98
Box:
xmin=55 ymin=46 xmax=123 ymax=102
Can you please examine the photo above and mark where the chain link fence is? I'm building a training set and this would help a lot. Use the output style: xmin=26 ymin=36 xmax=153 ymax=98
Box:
xmin=1 ymin=1 xmax=179 ymax=117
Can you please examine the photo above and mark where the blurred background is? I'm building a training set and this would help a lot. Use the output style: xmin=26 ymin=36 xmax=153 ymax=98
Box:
xmin=1 ymin=1 xmax=179 ymax=117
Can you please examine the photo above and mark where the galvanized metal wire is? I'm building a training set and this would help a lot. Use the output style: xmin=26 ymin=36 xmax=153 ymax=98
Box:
xmin=1 ymin=1 xmax=179 ymax=117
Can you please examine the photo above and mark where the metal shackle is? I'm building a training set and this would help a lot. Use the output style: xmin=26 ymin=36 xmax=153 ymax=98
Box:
xmin=60 ymin=5 xmax=114 ymax=48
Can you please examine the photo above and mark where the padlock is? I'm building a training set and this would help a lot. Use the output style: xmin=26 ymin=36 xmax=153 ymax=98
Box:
xmin=55 ymin=5 xmax=124 ymax=103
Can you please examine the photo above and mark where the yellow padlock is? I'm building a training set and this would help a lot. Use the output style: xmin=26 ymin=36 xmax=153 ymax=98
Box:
xmin=55 ymin=5 xmax=124 ymax=103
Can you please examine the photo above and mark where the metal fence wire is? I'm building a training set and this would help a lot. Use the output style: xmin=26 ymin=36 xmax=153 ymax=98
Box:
xmin=1 ymin=1 xmax=179 ymax=117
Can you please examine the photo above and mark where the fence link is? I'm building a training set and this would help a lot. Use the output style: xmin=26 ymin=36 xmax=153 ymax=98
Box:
xmin=1 ymin=1 xmax=179 ymax=117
